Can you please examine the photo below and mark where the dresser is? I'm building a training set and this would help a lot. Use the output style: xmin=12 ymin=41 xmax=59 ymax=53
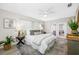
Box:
xmin=67 ymin=34 xmax=79 ymax=55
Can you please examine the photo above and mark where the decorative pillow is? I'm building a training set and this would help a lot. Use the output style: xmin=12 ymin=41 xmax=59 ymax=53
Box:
xmin=30 ymin=30 xmax=43 ymax=35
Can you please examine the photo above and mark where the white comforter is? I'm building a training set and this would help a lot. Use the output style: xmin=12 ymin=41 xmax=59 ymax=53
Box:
xmin=25 ymin=34 xmax=56 ymax=54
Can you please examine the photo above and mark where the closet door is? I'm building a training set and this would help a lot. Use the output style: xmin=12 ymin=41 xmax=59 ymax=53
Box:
xmin=59 ymin=23 xmax=67 ymax=38
xmin=52 ymin=24 xmax=56 ymax=36
xmin=59 ymin=24 xmax=64 ymax=37
xmin=51 ymin=23 xmax=67 ymax=38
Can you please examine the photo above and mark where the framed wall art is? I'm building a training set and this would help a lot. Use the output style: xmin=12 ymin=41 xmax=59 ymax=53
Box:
xmin=3 ymin=18 xmax=14 ymax=29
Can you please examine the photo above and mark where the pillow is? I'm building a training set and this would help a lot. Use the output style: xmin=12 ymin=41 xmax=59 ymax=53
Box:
xmin=30 ymin=30 xmax=42 ymax=35
xmin=34 ymin=32 xmax=41 ymax=35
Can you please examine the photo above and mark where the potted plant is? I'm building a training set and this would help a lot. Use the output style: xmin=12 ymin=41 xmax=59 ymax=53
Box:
xmin=68 ymin=19 xmax=78 ymax=34
xmin=0 ymin=36 xmax=14 ymax=50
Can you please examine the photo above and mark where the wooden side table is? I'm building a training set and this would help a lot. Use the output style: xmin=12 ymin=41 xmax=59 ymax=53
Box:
xmin=67 ymin=34 xmax=79 ymax=41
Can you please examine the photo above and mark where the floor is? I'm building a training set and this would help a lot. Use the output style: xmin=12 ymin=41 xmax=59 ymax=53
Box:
xmin=0 ymin=38 xmax=67 ymax=55
xmin=17 ymin=38 xmax=67 ymax=55
xmin=0 ymin=45 xmax=20 ymax=55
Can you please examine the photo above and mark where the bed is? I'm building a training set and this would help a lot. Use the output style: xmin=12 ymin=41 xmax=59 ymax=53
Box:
xmin=25 ymin=34 xmax=56 ymax=54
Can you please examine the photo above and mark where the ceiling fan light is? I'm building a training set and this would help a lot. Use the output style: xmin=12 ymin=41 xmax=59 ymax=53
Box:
xmin=43 ymin=14 xmax=47 ymax=17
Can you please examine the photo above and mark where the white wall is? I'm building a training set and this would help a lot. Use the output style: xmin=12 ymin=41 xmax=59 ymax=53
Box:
xmin=0 ymin=9 xmax=44 ymax=41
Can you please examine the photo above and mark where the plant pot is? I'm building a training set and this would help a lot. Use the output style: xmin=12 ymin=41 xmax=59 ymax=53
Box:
xmin=4 ymin=44 xmax=11 ymax=50
xmin=71 ymin=30 xmax=78 ymax=34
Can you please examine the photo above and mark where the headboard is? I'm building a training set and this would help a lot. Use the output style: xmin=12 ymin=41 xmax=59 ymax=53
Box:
xmin=30 ymin=30 xmax=45 ymax=35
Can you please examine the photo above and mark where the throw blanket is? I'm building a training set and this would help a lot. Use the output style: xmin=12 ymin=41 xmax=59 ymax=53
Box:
xmin=32 ymin=34 xmax=52 ymax=46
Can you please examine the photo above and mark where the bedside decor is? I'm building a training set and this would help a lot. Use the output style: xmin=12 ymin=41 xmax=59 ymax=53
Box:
xmin=68 ymin=19 xmax=78 ymax=34
xmin=0 ymin=36 xmax=14 ymax=50
xmin=16 ymin=30 xmax=26 ymax=45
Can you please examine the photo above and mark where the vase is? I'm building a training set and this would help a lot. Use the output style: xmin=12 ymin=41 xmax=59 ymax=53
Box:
xmin=4 ymin=44 xmax=11 ymax=50
xmin=72 ymin=30 xmax=78 ymax=34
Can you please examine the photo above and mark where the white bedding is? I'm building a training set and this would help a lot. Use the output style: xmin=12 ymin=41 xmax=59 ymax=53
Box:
xmin=25 ymin=34 xmax=56 ymax=54
xmin=32 ymin=34 xmax=52 ymax=45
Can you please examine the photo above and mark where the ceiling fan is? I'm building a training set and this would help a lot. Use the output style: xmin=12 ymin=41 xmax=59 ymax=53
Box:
xmin=39 ymin=7 xmax=54 ymax=17
xmin=39 ymin=3 xmax=72 ymax=17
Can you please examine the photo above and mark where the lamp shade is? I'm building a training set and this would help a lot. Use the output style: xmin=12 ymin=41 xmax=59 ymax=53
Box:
xmin=39 ymin=24 xmax=43 ymax=30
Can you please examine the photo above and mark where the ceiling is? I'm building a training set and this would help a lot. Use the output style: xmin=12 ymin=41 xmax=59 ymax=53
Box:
xmin=0 ymin=3 xmax=79 ymax=21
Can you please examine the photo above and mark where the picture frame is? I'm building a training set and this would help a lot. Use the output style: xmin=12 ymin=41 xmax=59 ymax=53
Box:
xmin=3 ymin=18 xmax=14 ymax=29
